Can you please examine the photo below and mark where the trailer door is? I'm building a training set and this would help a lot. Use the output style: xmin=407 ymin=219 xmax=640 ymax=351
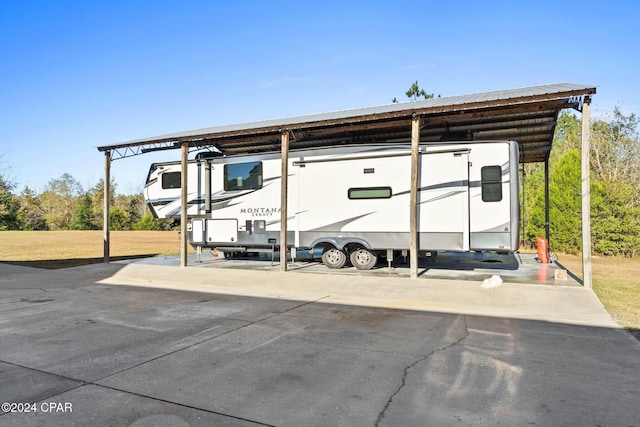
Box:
xmin=468 ymin=142 xmax=514 ymax=251
xmin=420 ymin=150 xmax=470 ymax=251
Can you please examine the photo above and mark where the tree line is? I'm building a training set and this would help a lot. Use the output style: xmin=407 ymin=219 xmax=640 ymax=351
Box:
xmin=522 ymin=107 xmax=640 ymax=257
xmin=0 ymin=173 xmax=167 ymax=231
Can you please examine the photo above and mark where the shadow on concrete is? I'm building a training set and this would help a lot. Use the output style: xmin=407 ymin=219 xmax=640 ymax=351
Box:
xmin=0 ymin=254 xmax=161 ymax=270
xmin=210 ymin=250 xmax=520 ymax=271
xmin=415 ymin=251 xmax=520 ymax=272
xmin=226 ymin=250 xmax=521 ymax=272
xmin=553 ymin=259 xmax=584 ymax=285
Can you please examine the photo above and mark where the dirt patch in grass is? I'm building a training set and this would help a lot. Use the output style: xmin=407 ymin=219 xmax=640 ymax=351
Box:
xmin=0 ymin=230 xmax=189 ymax=269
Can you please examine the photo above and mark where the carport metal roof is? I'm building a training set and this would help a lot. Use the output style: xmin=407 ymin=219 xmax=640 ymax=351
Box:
xmin=98 ymin=82 xmax=596 ymax=164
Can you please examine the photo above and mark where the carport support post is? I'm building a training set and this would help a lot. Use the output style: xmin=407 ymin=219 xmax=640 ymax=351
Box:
xmin=280 ymin=130 xmax=289 ymax=272
xmin=544 ymin=158 xmax=550 ymax=246
xmin=410 ymin=114 xmax=420 ymax=279
xmin=180 ymin=142 xmax=189 ymax=267
xmin=581 ymin=97 xmax=593 ymax=289
xmin=103 ymin=150 xmax=111 ymax=263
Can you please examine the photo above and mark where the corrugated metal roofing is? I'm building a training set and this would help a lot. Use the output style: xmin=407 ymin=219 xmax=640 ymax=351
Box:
xmin=98 ymin=82 xmax=596 ymax=163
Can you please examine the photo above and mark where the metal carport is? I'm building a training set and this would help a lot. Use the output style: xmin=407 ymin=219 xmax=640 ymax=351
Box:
xmin=97 ymin=82 xmax=596 ymax=285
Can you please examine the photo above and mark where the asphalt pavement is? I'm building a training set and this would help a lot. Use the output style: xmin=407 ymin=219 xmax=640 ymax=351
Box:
xmin=1 ymin=257 xmax=639 ymax=426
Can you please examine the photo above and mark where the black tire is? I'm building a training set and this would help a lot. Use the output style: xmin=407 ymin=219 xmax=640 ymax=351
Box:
xmin=321 ymin=247 xmax=347 ymax=269
xmin=349 ymin=247 xmax=378 ymax=270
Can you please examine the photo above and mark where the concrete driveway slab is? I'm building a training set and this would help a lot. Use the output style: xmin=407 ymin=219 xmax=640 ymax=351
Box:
xmin=1 ymin=261 xmax=639 ymax=426
xmin=378 ymin=314 xmax=640 ymax=426
xmin=0 ymin=362 xmax=81 ymax=404
xmin=101 ymin=263 xmax=617 ymax=327
xmin=97 ymin=306 xmax=469 ymax=426
xmin=0 ymin=266 xmax=305 ymax=381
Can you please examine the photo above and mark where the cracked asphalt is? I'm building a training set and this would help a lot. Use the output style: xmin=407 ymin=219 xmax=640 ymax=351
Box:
xmin=1 ymin=260 xmax=639 ymax=426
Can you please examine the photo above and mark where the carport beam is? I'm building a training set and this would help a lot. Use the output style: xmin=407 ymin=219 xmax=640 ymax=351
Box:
xmin=280 ymin=131 xmax=289 ymax=272
xmin=581 ymin=97 xmax=593 ymax=289
xmin=410 ymin=115 xmax=420 ymax=279
xmin=103 ymin=150 xmax=111 ymax=263
xmin=180 ymin=142 xmax=188 ymax=267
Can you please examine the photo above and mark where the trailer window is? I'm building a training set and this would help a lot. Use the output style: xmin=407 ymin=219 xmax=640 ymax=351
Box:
xmin=224 ymin=161 xmax=263 ymax=191
xmin=162 ymin=172 xmax=181 ymax=189
xmin=481 ymin=166 xmax=502 ymax=202
xmin=348 ymin=187 xmax=392 ymax=200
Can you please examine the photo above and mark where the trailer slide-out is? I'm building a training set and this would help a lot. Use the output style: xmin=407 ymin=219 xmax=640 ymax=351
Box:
xmin=144 ymin=141 xmax=520 ymax=270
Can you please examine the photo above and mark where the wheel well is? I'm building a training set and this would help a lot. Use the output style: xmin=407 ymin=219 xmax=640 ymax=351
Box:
xmin=310 ymin=238 xmax=373 ymax=253
xmin=314 ymin=242 xmax=335 ymax=252
xmin=344 ymin=242 xmax=365 ymax=253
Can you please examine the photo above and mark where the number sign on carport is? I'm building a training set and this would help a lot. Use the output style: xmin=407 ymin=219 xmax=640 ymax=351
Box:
xmin=97 ymin=83 xmax=596 ymax=287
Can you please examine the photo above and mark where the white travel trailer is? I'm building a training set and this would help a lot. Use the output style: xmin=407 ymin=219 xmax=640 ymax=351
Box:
xmin=144 ymin=141 xmax=520 ymax=270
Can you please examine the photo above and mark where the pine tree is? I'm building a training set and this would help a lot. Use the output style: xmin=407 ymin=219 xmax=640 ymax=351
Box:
xmin=0 ymin=175 xmax=22 ymax=230
xmin=70 ymin=194 xmax=97 ymax=230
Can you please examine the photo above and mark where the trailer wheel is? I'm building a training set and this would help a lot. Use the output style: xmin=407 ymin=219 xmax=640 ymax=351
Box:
xmin=321 ymin=247 xmax=347 ymax=269
xmin=349 ymin=248 xmax=378 ymax=270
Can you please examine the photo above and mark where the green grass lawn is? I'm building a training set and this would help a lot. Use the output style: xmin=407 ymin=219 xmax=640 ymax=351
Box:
xmin=555 ymin=253 xmax=640 ymax=340
xmin=0 ymin=230 xmax=189 ymax=268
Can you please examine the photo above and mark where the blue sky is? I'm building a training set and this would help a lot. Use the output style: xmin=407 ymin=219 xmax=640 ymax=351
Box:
xmin=1 ymin=1 xmax=638 ymax=194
